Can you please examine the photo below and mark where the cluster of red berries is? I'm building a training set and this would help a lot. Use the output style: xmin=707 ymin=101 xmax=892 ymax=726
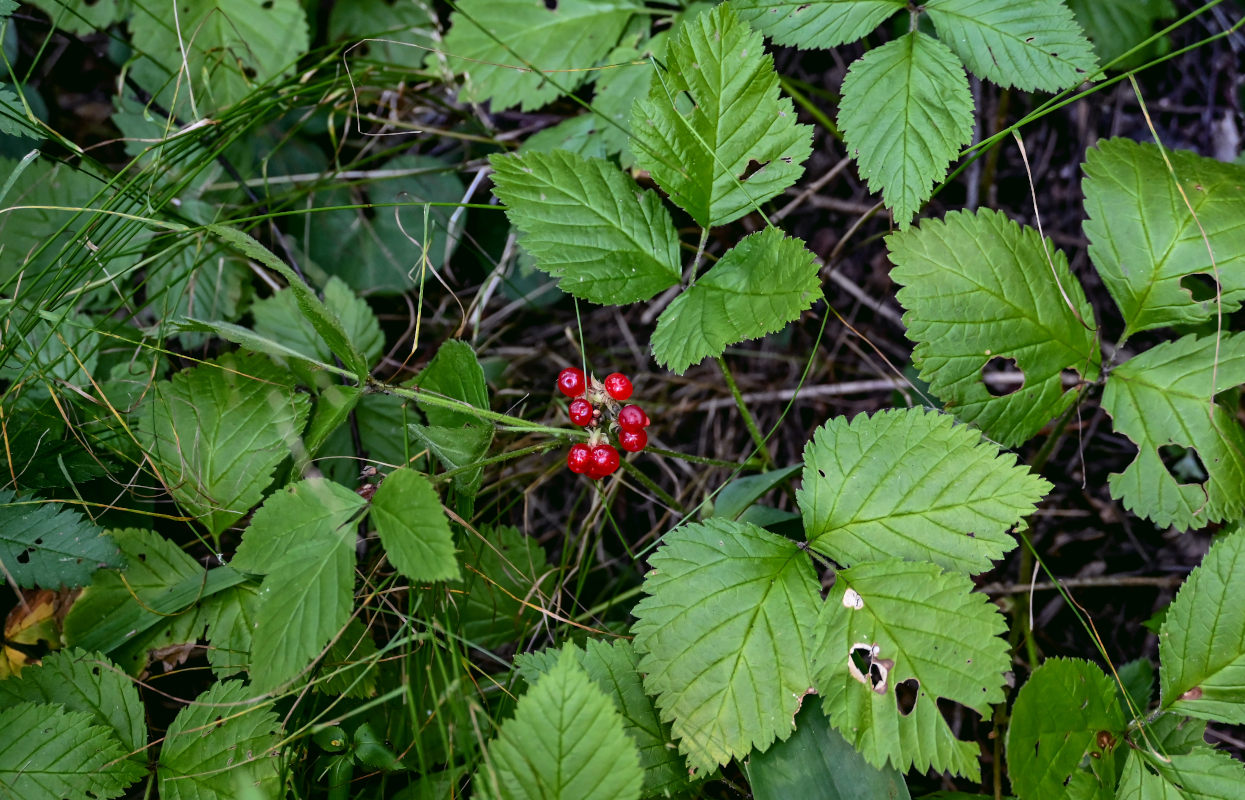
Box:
xmin=557 ymin=367 xmax=652 ymax=479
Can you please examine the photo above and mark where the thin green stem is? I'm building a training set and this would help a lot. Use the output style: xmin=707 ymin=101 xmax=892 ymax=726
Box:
xmin=717 ymin=356 xmax=776 ymax=470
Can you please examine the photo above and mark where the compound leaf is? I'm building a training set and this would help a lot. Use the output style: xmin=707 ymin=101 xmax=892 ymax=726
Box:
xmin=231 ymin=478 xmax=367 ymax=575
xmin=481 ymin=647 xmax=643 ymax=800
xmin=1160 ymin=528 xmax=1245 ymax=723
xmin=1006 ymin=659 xmax=1125 ymax=800
xmin=733 ymin=0 xmax=904 ymax=49
xmin=158 ymin=680 xmax=281 ymax=800
xmin=1083 ymin=138 xmax=1245 ymax=339
xmin=489 ymin=150 xmax=681 ymax=305
xmin=441 ymin=0 xmax=636 ymax=112
xmin=888 ymin=208 xmax=1100 ymax=447
xmin=0 ymin=647 xmax=144 ymax=756
xmin=814 ymin=560 xmax=1009 ymax=779
xmin=924 ymin=0 xmax=1098 ymax=91
xmin=1120 ymin=748 xmax=1245 ymax=800
xmin=371 ymin=466 xmax=459 ymax=582
xmin=651 ymin=227 xmax=820 ymax=374
xmin=0 ymin=702 xmax=143 ymax=800
xmin=631 ymin=4 xmax=812 ymax=228
xmin=1101 ymin=333 xmax=1245 ymax=530
xmin=798 ymin=408 xmax=1050 ymax=574
xmin=631 ymin=518 xmax=820 ymax=773
xmin=839 ymin=32 xmax=972 ymax=229
xmin=0 ymin=490 xmax=122 ymax=588
xmin=135 ymin=353 xmax=310 ymax=536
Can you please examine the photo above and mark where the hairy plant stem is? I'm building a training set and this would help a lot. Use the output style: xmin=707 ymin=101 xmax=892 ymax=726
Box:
xmin=717 ymin=356 xmax=776 ymax=470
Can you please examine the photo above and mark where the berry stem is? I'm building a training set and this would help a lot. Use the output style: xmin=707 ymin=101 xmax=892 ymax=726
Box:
xmin=716 ymin=356 xmax=776 ymax=470
xmin=618 ymin=458 xmax=684 ymax=514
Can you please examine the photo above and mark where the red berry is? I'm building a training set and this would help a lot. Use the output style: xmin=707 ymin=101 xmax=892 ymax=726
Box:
xmin=603 ymin=372 xmax=633 ymax=401
xmin=617 ymin=404 xmax=649 ymax=432
xmin=557 ymin=367 xmax=587 ymax=398
xmin=589 ymin=444 xmax=620 ymax=478
xmin=569 ymin=398 xmax=594 ymax=426
xmin=567 ymin=443 xmax=592 ymax=474
xmin=619 ymin=429 xmax=647 ymax=453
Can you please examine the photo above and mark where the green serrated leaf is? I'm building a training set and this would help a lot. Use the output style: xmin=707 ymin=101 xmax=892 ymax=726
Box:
xmin=814 ymin=559 xmax=1009 ymax=779
xmin=481 ymin=647 xmax=643 ymax=800
xmin=838 ymin=31 xmax=973 ymax=228
xmin=489 ymin=150 xmax=680 ymax=305
xmin=651 ymin=227 xmax=820 ymax=374
xmin=252 ymin=276 xmax=384 ymax=368
xmin=231 ymin=478 xmax=367 ymax=575
xmin=135 ymin=352 xmax=310 ymax=536
xmin=0 ymin=647 xmax=144 ymax=756
xmin=747 ymin=703 xmax=912 ymax=800
xmin=370 ymin=466 xmax=459 ymax=582
xmin=1159 ymin=528 xmax=1245 ymax=723
xmin=441 ymin=0 xmax=636 ymax=112
xmin=0 ymin=85 xmax=39 ymax=139
xmin=129 ymin=0 xmax=309 ymax=117
xmin=631 ymin=518 xmax=820 ymax=773
xmin=202 ymin=582 xmax=261 ymax=678
xmin=924 ymin=0 xmax=1098 ymax=91
xmin=454 ymin=525 xmax=554 ymax=649
xmin=798 ymin=408 xmax=1050 ymax=574
xmin=1083 ymin=138 xmax=1245 ymax=339
xmin=1005 ymin=658 xmax=1125 ymax=800
xmin=26 ymin=0 xmax=124 ymax=35
xmin=408 ymin=422 xmax=492 ymax=498
xmin=249 ymin=528 xmax=354 ymax=693
xmin=888 ymin=208 xmax=1100 ymax=447
xmin=1102 ymin=334 xmax=1245 ymax=530
xmin=1120 ymin=747 xmax=1245 ymax=800
xmin=590 ymin=35 xmax=667 ymax=160
xmin=630 ymin=4 xmax=812 ymax=227
xmin=733 ymin=0 xmax=903 ymax=49
xmin=1066 ymin=0 xmax=1175 ymax=70
xmin=328 ymin=0 xmax=434 ymax=68
xmin=0 ymin=702 xmax=144 ymax=800
xmin=159 ymin=681 xmax=281 ymax=800
xmin=315 ymin=617 xmax=379 ymax=699
xmin=150 ymin=240 xmax=250 ymax=349
xmin=414 ymin=339 xmax=491 ymax=429
xmin=0 ymin=490 xmax=122 ymax=587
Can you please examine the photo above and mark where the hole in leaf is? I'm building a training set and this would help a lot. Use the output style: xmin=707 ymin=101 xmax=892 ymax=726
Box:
xmin=981 ymin=357 xmax=1022 ymax=397
xmin=1180 ymin=273 xmax=1219 ymax=303
xmin=16 ymin=548 xmax=31 ymax=564
xmin=739 ymin=159 xmax=766 ymax=181
xmin=1159 ymin=444 xmax=1207 ymax=485
xmin=895 ymin=678 xmax=919 ymax=716
xmin=543 ymin=0 xmax=557 ymax=9
xmin=849 ymin=645 xmax=872 ymax=677
xmin=936 ymin=697 xmax=980 ymax=740
xmin=1061 ymin=367 xmax=1081 ymax=388
xmin=847 ymin=643 xmax=889 ymax=692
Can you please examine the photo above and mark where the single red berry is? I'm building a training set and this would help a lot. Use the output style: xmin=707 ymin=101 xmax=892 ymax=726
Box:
xmin=617 ymin=404 xmax=649 ymax=432
xmin=566 ymin=443 xmax=592 ymax=474
xmin=557 ymin=367 xmax=587 ymax=398
xmin=619 ymin=429 xmax=647 ymax=453
xmin=569 ymin=398 xmax=594 ymax=426
xmin=603 ymin=372 xmax=633 ymax=401
xmin=589 ymin=444 xmax=620 ymax=478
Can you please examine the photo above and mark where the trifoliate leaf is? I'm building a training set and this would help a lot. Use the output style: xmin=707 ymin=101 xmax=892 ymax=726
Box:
xmin=129 ymin=0 xmax=309 ymax=117
xmin=251 ymin=277 xmax=384 ymax=368
xmin=454 ymin=525 xmax=555 ymax=649
xmin=630 ymin=4 xmax=812 ymax=228
xmin=1083 ymin=138 xmax=1245 ymax=339
xmin=631 ymin=519 xmax=820 ymax=773
xmin=0 ymin=648 xmax=144 ymax=755
xmin=489 ymin=150 xmax=680 ymax=305
xmin=924 ymin=0 xmax=1098 ymax=91
xmin=651 ymin=227 xmax=820 ymax=374
xmin=515 ymin=639 xmax=688 ymax=796
xmin=1119 ymin=747 xmax=1245 ymax=800
xmin=413 ymin=339 xmax=491 ymax=429
xmin=814 ymin=559 xmax=1009 ymax=779
xmin=0 ymin=702 xmax=144 ymax=800
xmin=135 ymin=352 xmax=310 ymax=536
xmin=1066 ymin=0 xmax=1175 ymax=70
xmin=888 ymin=208 xmax=1100 ymax=447
xmin=1101 ymin=333 xmax=1245 ymax=530
xmin=1160 ymin=528 xmax=1245 ymax=724
xmin=440 ymin=0 xmax=636 ymax=112
xmin=231 ymin=478 xmax=367 ymax=575
xmin=0 ymin=490 xmax=122 ymax=588
xmin=1005 ymin=659 xmax=1125 ymax=800
xmin=798 ymin=408 xmax=1050 ymax=574
xmin=732 ymin=0 xmax=903 ymax=49
xmin=158 ymin=681 xmax=281 ymax=800
xmin=481 ymin=647 xmax=643 ymax=800
xmin=838 ymin=31 xmax=973 ymax=228
xmin=370 ymin=466 xmax=460 ymax=582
